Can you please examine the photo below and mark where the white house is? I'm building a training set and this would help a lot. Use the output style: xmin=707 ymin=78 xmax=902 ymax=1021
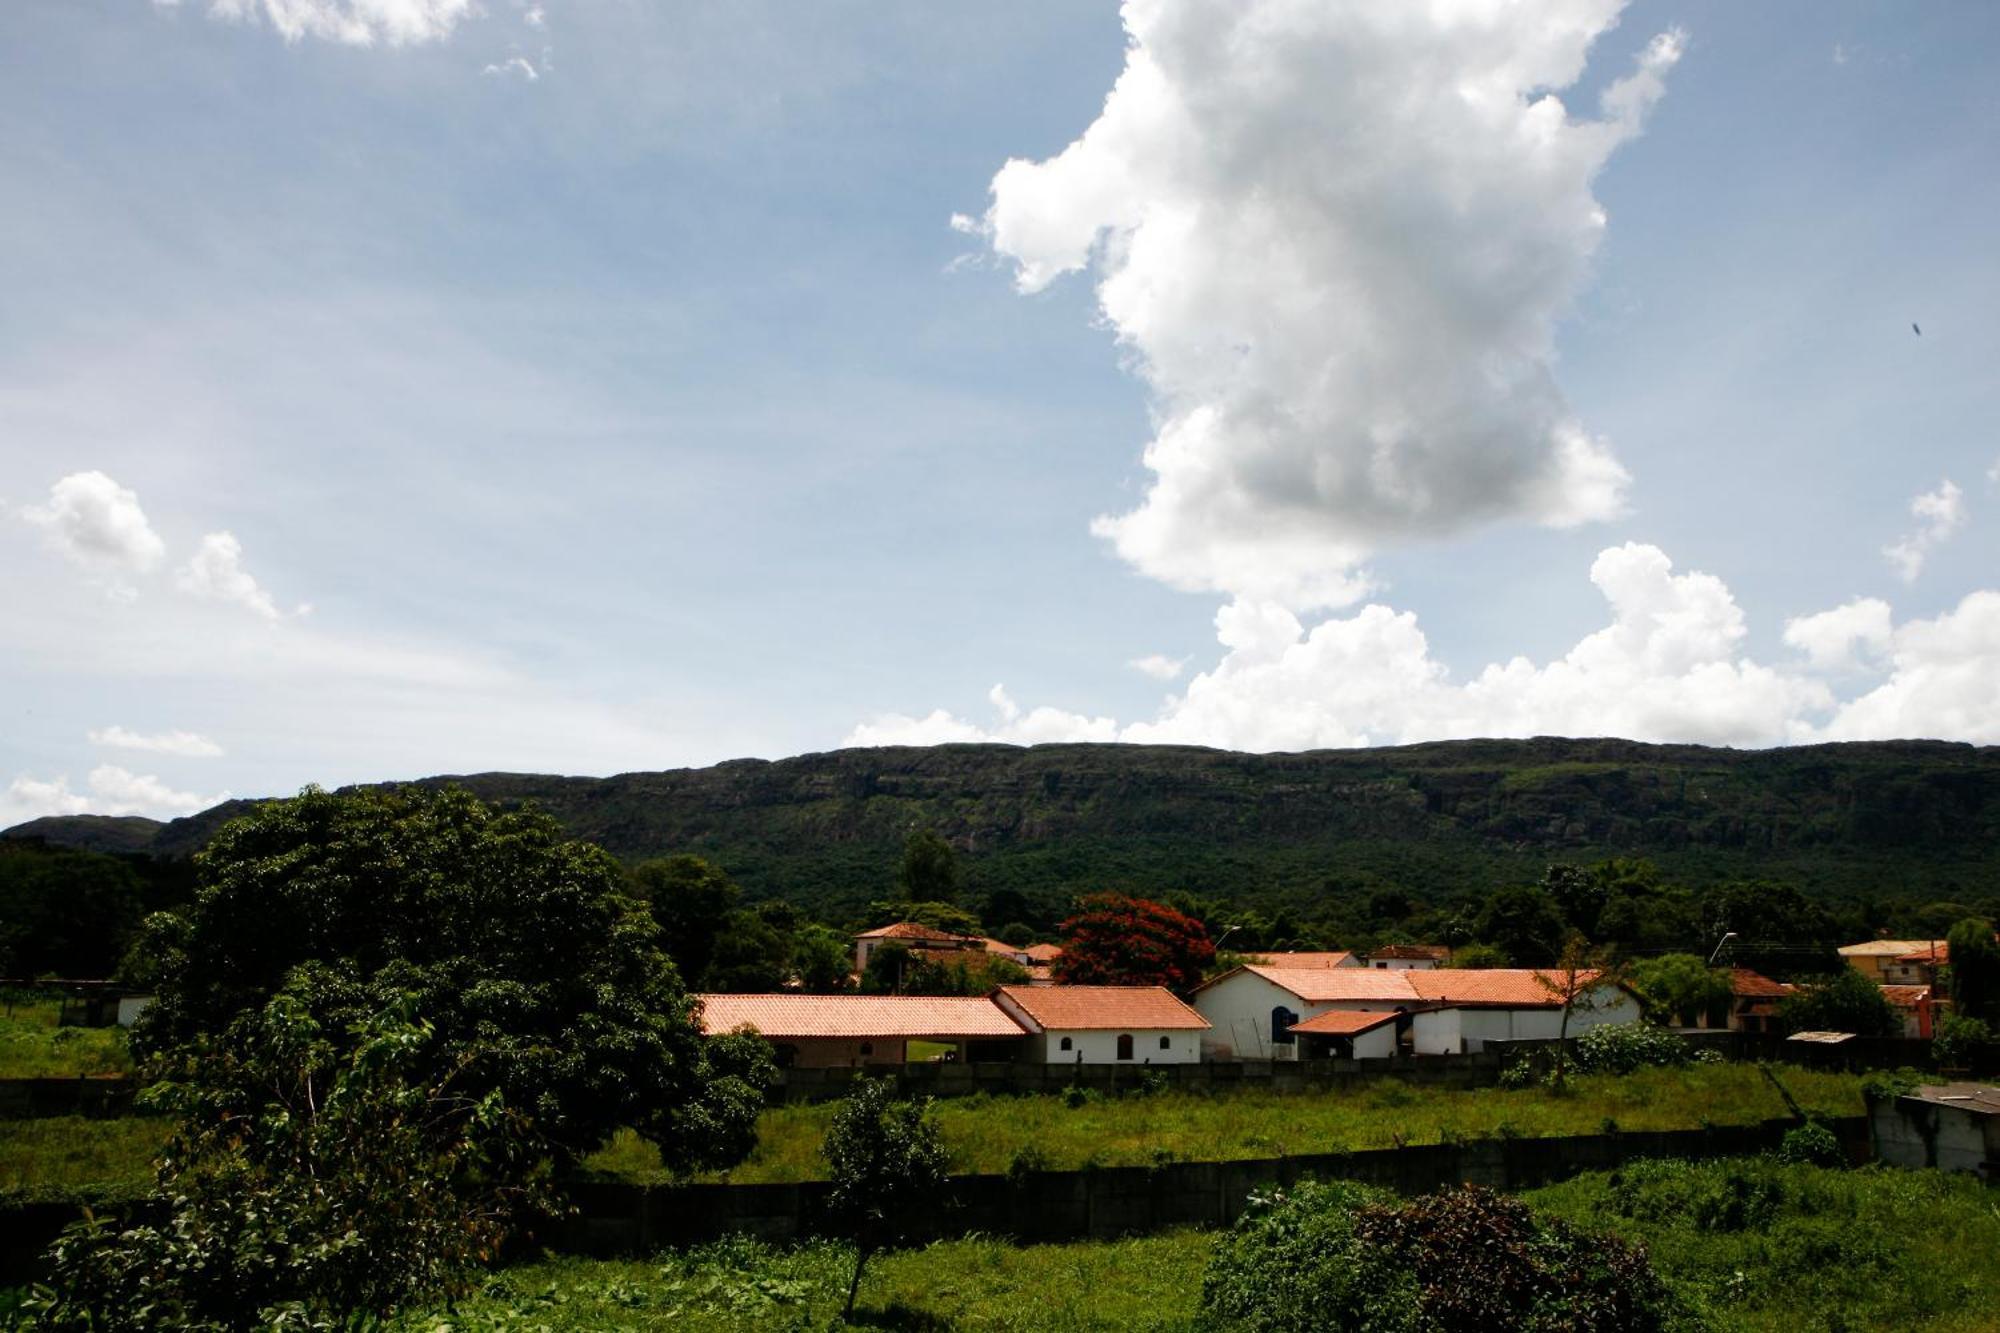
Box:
xmin=1192 ymin=966 xmax=1424 ymax=1059
xmin=991 ymin=984 xmax=1207 ymax=1065
xmin=1363 ymin=944 xmax=1449 ymax=971
xmin=1192 ymin=965 xmax=1643 ymax=1058
xmin=1402 ymin=970 xmax=1643 ymax=1054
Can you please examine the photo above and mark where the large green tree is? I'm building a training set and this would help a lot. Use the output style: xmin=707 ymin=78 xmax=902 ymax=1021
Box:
xmin=136 ymin=784 xmax=773 ymax=1174
xmin=1944 ymin=917 xmax=1999 ymax=1024
xmin=0 ymin=840 xmax=144 ymax=977
xmin=1777 ymin=968 xmax=1900 ymax=1038
xmin=628 ymin=854 xmax=741 ymax=990
xmin=896 ymin=828 xmax=959 ymax=904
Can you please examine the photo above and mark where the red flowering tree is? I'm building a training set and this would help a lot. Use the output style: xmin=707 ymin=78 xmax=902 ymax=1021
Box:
xmin=1054 ymin=893 xmax=1215 ymax=996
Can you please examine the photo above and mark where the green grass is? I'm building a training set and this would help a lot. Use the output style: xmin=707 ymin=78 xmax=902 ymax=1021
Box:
xmin=0 ymin=1117 xmax=164 ymax=1195
xmin=373 ymin=1161 xmax=2000 ymax=1331
xmin=583 ymin=1064 xmax=1867 ymax=1184
xmin=0 ymin=1002 xmax=131 ymax=1079
xmin=382 ymin=1231 xmax=1211 ymax=1332
xmin=1528 ymin=1158 xmax=2000 ymax=1332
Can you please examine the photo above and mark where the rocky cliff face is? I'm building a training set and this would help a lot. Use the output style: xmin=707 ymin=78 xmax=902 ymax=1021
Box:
xmin=10 ymin=738 xmax=1999 ymax=911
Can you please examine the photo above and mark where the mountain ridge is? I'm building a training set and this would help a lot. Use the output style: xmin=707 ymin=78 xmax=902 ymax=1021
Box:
xmin=9 ymin=738 xmax=1999 ymax=915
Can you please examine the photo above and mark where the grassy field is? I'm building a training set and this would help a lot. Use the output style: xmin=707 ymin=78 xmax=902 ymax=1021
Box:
xmin=357 ymin=1160 xmax=2000 ymax=1331
xmin=582 ymin=1063 xmax=1867 ymax=1184
xmin=0 ymin=1117 xmax=163 ymax=1195
xmin=0 ymin=1002 xmax=130 ymax=1080
xmin=2 ymin=1065 xmax=1864 ymax=1199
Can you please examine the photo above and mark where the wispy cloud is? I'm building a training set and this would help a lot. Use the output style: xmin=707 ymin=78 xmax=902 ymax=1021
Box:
xmin=1883 ymin=478 xmax=1964 ymax=582
xmin=88 ymin=725 xmax=225 ymax=758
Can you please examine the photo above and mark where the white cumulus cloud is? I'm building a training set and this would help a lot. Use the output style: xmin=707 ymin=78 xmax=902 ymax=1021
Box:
xmin=483 ymin=55 xmax=538 ymax=80
xmin=21 ymin=471 xmax=166 ymax=581
xmin=160 ymin=0 xmax=475 ymax=47
xmin=1782 ymin=598 xmax=1894 ymax=671
xmin=0 ymin=765 xmax=226 ymax=828
xmin=847 ymin=544 xmax=1845 ymax=753
xmin=969 ymin=0 xmax=1681 ymax=609
xmin=176 ymin=531 xmax=282 ymax=619
xmin=1815 ymin=591 xmax=2000 ymax=744
xmin=1882 ymin=478 xmax=1964 ymax=582
xmin=87 ymin=726 xmax=225 ymax=758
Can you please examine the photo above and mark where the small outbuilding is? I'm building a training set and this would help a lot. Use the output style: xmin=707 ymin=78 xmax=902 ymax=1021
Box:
xmin=1287 ymin=1008 xmax=1403 ymax=1060
xmin=991 ymin=984 xmax=1207 ymax=1065
xmin=1871 ymin=1083 xmax=1999 ymax=1182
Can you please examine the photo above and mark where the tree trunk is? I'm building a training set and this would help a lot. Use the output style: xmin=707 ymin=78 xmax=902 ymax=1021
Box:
xmin=844 ymin=1243 xmax=871 ymax=1321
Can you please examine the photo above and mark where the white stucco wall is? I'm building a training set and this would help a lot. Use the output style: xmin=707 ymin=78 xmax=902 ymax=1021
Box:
xmin=1193 ymin=971 xmax=1409 ymax=1059
xmin=1409 ymin=987 xmax=1643 ymax=1054
xmin=115 ymin=995 xmax=154 ymax=1028
xmin=1368 ymin=958 xmax=1437 ymax=971
xmin=1027 ymin=1029 xmax=1202 ymax=1065
xmin=1347 ymin=1023 xmax=1399 ymax=1060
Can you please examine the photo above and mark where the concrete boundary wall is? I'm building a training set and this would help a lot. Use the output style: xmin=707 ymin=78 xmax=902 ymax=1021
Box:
xmin=0 ymin=1078 xmax=140 ymax=1121
xmin=551 ymin=1115 xmax=1871 ymax=1256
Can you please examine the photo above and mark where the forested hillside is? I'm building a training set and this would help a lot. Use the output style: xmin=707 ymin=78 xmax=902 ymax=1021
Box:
xmin=10 ymin=738 xmax=2000 ymax=923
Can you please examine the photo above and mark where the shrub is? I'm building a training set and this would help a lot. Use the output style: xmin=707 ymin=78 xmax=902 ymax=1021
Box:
xmin=1605 ymin=1157 xmax=1785 ymax=1232
xmin=1776 ymin=1121 xmax=1844 ymax=1168
xmin=1932 ymin=1012 xmax=1995 ymax=1069
xmin=1498 ymin=1054 xmax=1538 ymax=1088
xmin=1202 ymin=1181 xmax=1675 ymax=1332
xmin=1201 ymin=1179 xmax=1420 ymax=1332
xmin=821 ymin=1079 xmax=949 ymax=1320
xmin=1570 ymin=1023 xmax=1690 ymax=1076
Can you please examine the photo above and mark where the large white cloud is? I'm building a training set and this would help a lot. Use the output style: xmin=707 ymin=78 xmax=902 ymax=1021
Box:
xmin=846 ymin=544 xmax=1861 ymax=752
xmin=0 ymin=765 xmax=226 ymax=827
xmin=1816 ymin=591 xmax=2000 ymax=744
xmin=969 ymin=0 xmax=1680 ymax=609
xmin=157 ymin=0 xmax=474 ymax=47
xmin=20 ymin=471 xmax=166 ymax=581
xmin=1782 ymin=598 xmax=1894 ymax=672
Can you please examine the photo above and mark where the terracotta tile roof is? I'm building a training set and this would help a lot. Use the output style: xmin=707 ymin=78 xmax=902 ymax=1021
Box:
xmin=1729 ymin=968 xmax=1792 ymax=999
xmin=1218 ymin=966 xmax=1423 ymax=1003
xmin=995 ymin=984 xmax=1209 ymax=1031
xmin=1023 ymin=943 xmax=1064 ymax=962
xmin=1838 ymin=939 xmax=1944 ymax=958
xmin=1367 ymin=944 xmax=1450 ymax=961
xmin=1246 ymin=951 xmax=1356 ymax=969
xmin=1406 ymin=969 xmax=1610 ymax=1008
xmin=695 ymin=993 xmax=1026 ymax=1040
xmin=1288 ymin=1009 xmax=1400 ymax=1036
xmin=855 ymin=921 xmax=980 ymax=943
xmin=1880 ymin=985 xmax=1932 ymax=1010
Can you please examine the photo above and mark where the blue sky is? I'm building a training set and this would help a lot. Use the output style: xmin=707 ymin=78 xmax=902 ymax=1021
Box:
xmin=3 ymin=0 xmax=1997 ymax=823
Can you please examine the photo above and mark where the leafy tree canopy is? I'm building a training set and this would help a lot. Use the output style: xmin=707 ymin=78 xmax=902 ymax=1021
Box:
xmin=628 ymin=854 xmax=740 ymax=990
xmin=1944 ymin=917 xmax=2000 ymax=1024
xmin=136 ymin=784 xmax=773 ymax=1175
xmin=0 ymin=841 xmax=144 ymax=978
xmin=1054 ymin=893 xmax=1215 ymax=996
xmin=1778 ymin=967 xmax=1900 ymax=1038
xmin=1626 ymin=953 xmax=1734 ymax=1027
xmin=896 ymin=828 xmax=959 ymax=905
xmin=1475 ymin=885 xmax=1566 ymax=967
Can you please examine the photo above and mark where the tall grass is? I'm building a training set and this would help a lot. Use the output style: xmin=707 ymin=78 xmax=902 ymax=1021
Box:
xmin=585 ymin=1064 xmax=1867 ymax=1184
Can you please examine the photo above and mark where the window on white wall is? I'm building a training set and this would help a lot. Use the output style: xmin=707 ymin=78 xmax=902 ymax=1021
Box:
xmin=1116 ymin=1034 xmax=1134 ymax=1060
xmin=1159 ymin=1035 xmax=1171 ymax=1050
xmin=1059 ymin=1036 xmax=1072 ymax=1051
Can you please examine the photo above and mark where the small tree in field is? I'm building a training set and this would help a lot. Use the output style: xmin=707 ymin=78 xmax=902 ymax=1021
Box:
xmin=1054 ymin=893 xmax=1215 ymax=996
xmin=1537 ymin=932 xmax=1629 ymax=1088
xmin=822 ymin=1079 xmax=949 ymax=1321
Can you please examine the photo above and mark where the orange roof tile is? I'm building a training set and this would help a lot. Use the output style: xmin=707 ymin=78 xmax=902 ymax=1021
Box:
xmin=1880 ymin=985 xmax=1932 ymax=1010
xmin=855 ymin=921 xmax=980 ymax=943
xmin=1894 ymin=943 xmax=1949 ymax=964
xmin=695 ymin=993 xmax=1026 ymax=1040
xmin=994 ymin=985 xmax=1209 ymax=1031
xmin=1406 ymin=969 xmax=1612 ymax=1008
xmin=1288 ymin=1009 xmax=1400 ymax=1036
xmin=1247 ymin=951 xmax=1356 ymax=969
xmin=1838 ymin=939 xmax=1944 ymax=958
xmin=1729 ymin=968 xmax=1791 ymax=999
xmin=1210 ymin=966 xmax=1423 ymax=1003
xmin=1023 ymin=942 xmax=1064 ymax=962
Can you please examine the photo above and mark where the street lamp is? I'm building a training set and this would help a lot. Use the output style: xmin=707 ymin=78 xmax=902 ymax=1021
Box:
xmin=1707 ymin=932 xmax=1739 ymax=967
